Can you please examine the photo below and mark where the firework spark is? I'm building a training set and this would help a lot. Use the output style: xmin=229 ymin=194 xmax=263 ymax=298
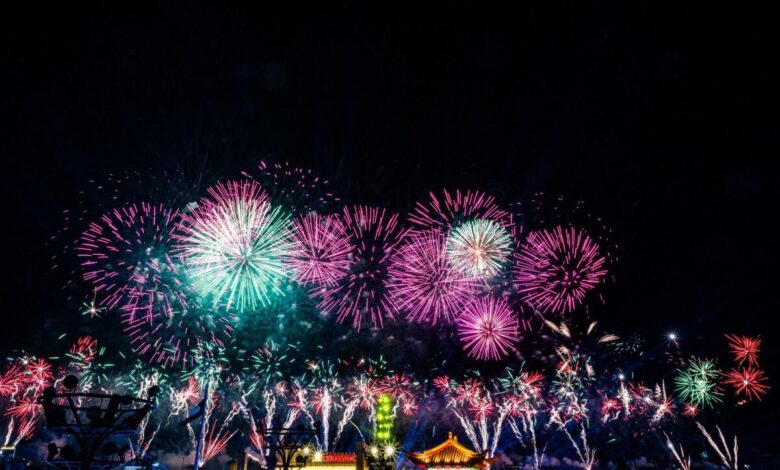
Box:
xmin=446 ymin=219 xmax=513 ymax=278
xmin=389 ymin=230 xmax=481 ymax=324
xmin=457 ymin=297 xmax=518 ymax=360
xmin=514 ymin=225 xmax=607 ymax=314
xmin=174 ymin=180 xmax=296 ymax=312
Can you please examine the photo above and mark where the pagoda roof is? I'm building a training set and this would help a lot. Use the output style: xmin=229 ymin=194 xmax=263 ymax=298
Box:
xmin=405 ymin=433 xmax=498 ymax=468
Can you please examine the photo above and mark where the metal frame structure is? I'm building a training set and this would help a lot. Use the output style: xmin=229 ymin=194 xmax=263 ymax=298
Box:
xmin=258 ymin=423 xmax=319 ymax=470
xmin=38 ymin=385 xmax=157 ymax=470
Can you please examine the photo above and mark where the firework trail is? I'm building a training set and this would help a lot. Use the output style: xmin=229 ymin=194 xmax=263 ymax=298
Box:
xmin=316 ymin=206 xmax=407 ymax=331
xmin=457 ymin=297 xmax=518 ymax=360
xmin=514 ymin=225 xmax=607 ymax=314
xmin=290 ymin=213 xmax=353 ymax=287
xmin=174 ymin=180 xmax=297 ymax=312
xmin=389 ymin=230 xmax=481 ymax=324
xmin=446 ymin=219 xmax=514 ymax=279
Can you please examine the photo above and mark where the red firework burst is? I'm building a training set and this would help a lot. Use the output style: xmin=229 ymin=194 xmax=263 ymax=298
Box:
xmin=681 ymin=402 xmax=699 ymax=418
xmin=6 ymin=397 xmax=39 ymax=419
xmin=514 ymin=225 xmax=608 ymax=314
xmin=457 ymin=297 xmax=518 ymax=361
xmin=0 ymin=364 xmax=25 ymax=397
xmin=723 ymin=367 xmax=770 ymax=401
xmin=453 ymin=378 xmax=484 ymax=404
xmin=724 ymin=334 xmax=761 ymax=367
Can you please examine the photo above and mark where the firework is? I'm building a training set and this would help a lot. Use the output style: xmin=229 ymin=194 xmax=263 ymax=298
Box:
xmin=247 ymin=161 xmax=340 ymax=215
xmin=446 ymin=219 xmax=513 ymax=278
xmin=389 ymin=230 xmax=481 ymax=324
xmin=174 ymin=180 xmax=297 ymax=312
xmin=514 ymin=225 xmax=607 ymax=314
xmin=723 ymin=367 xmax=770 ymax=401
xmin=121 ymin=287 xmax=236 ymax=368
xmin=457 ymin=297 xmax=518 ymax=360
xmin=289 ymin=214 xmax=352 ymax=287
xmin=251 ymin=341 xmax=297 ymax=383
xmin=76 ymin=202 xmax=180 ymax=309
xmin=724 ymin=334 xmax=761 ymax=367
xmin=316 ymin=206 xmax=407 ymax=330
xmin=682 ymin=402 xmax=699 ymax=418
xmin=674 ymin=359 xmax=723 ymax=408
xmin=409 ymin=189 xmax=510 ymax=233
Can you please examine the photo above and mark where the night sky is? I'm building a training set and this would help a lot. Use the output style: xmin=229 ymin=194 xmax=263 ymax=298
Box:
xmin=2 ymin=4 xmax=778 ymax=453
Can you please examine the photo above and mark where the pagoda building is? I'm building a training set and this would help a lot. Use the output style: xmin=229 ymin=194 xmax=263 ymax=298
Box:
xmin=404 ymin=433 xmax=498 ymax=469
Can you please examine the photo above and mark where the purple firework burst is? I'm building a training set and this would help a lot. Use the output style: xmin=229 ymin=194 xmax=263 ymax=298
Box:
xmin=389 ymin=230 xmax=482 ymax=325
xmin=316 ymin=206 xmax=408 ymax=331
xmin=457 ymin=296 xmax=518 ymax=360
xmin=290 ymin=213 xmax=353 ymax=287
xmin=513 ymin=225 xmax=607 ymax=314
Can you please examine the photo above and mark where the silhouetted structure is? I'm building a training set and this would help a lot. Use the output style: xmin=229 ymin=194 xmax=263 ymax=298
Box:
xmin=258 ymin=421 xmax=319 ymax=470
xmin=37 ymin=376 xmax=159 ymax=470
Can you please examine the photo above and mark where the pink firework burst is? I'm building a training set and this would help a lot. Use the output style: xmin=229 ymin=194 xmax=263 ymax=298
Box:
xmin=408 ymin=189 xmax=510 ymax=232
xmin=290 ymin=214 xmax=353 ymax=287
xmin=316 ymin=206 xmax=407 ymax=330
xmin=514 ymin=225 xmax=608 ymax=314
xmin=76 ymin=202 xmax=180 ymax=309
xmin=723 ymin=367 xmax=770 ymax=401
xmin=724 ymin=334 xmax=761 ymax=367
xmin=457 ymin=297 xmax=518 ymax=360
xmin=389 ymin=230 xmax=482 ymax=324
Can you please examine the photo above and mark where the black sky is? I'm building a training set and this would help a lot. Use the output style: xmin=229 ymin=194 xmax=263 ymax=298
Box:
xmin=1 ymin=3 xmax=779 ymax=452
